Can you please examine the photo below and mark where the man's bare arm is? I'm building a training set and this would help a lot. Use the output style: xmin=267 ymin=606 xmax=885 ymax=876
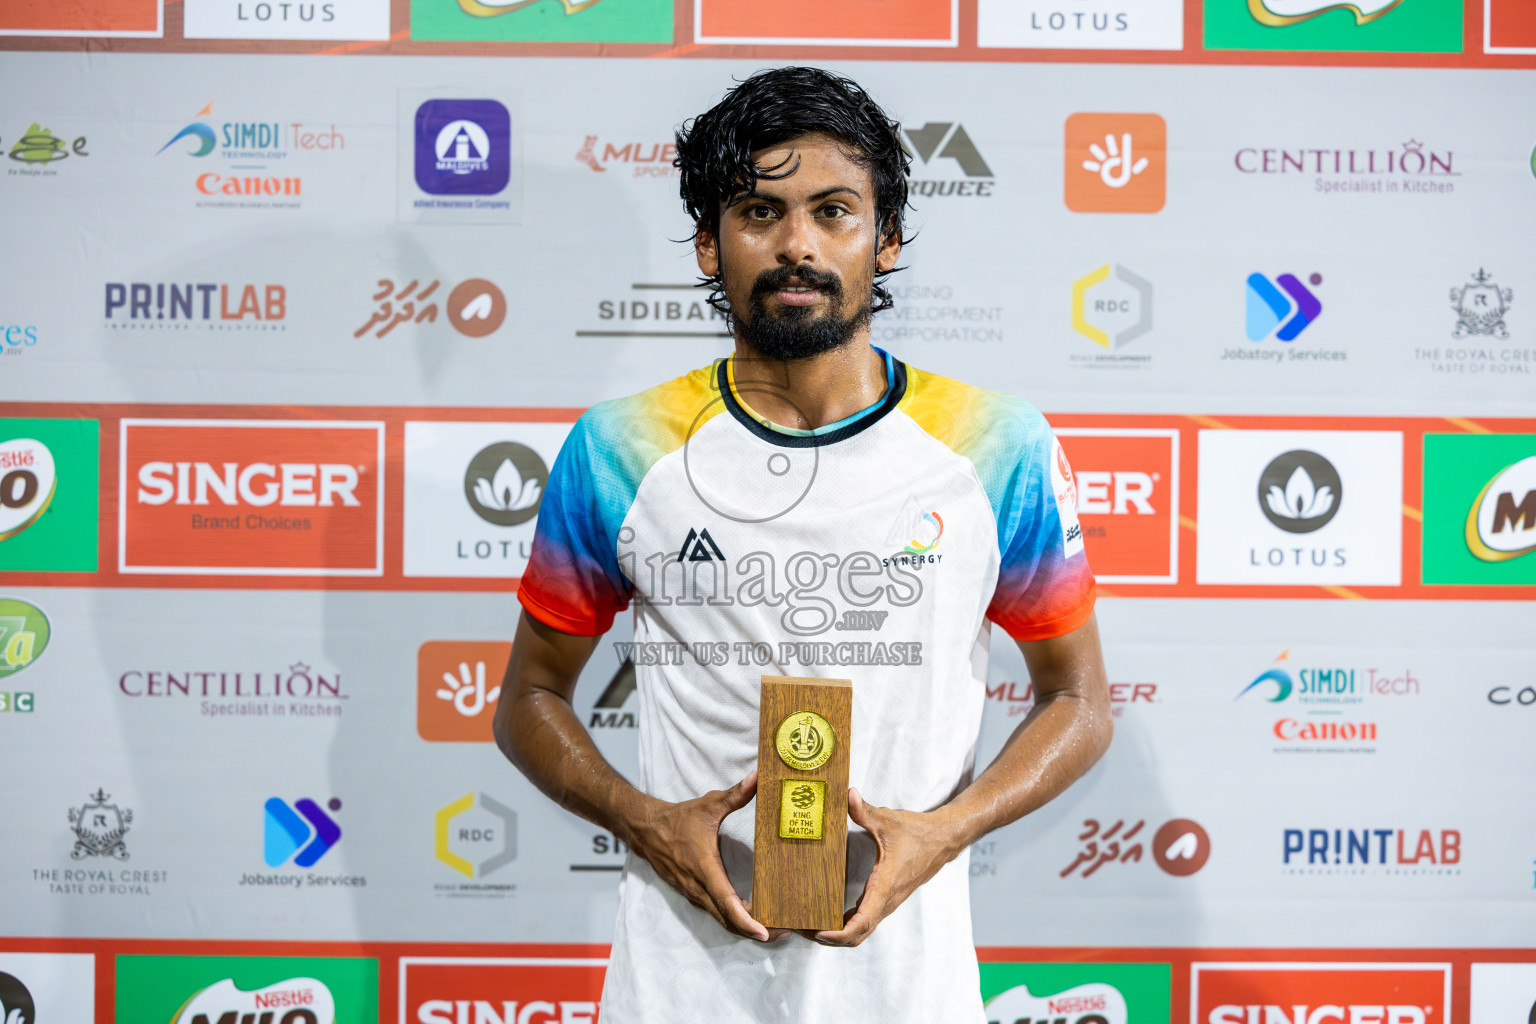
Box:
xmin=492 ymin=611 xmax=773 ymax=940
xmin=815 ymin=612 xmax=1112 ymax=946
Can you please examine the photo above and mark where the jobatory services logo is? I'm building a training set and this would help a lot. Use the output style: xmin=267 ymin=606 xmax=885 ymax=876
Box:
xmin=1204 ymin=0 xmax=1461 ymax=51
xmin=1070 ymin=263 xmax=1153 ymax=363
xmin=1059 ymin=816 xmax=1211 ymax=878
xmin=1196 ymin=430 xmax=1403 ymax=586
xmin=575 ymin=134 xmax=678 ymax=178
xmin=119 ymin=419 xmax=384 ymax=576
xmin=354 ymin=277 xmax=507 ymax=339
xmin=118 ymin=659 xmax=348 ymax=722
xmin=981 ymin=963 xmax=1171 ymax=1024
xmin=1056 ymin=429 xmax=1178 ymax=583
xmin=398 ymin=958 xmax=605 ymax=1024
xmin=403 ymin=422 xmax=567 ymax=577
xmin=976 ymin=0 xmax=1183 ymax=49
xmin=1245 ymin=272 xmax=1323 ymax=342
xmin=263 ymin=796 xmax=342 ymax=868
xmin=115 ymin=955 xmax=377 ymax=1024
xmin=1064 ymin=113 xmax=1165 ymax=214
xmin=1470 ymin=963 xmax=1536 ymax=1024
xmin=4 ymin=121 xmax=88 ymax=178
xmin=182 ymin=0 xmax=389 ymax=39
xmin=104 ymin=281 xmax=287 ymax=330
xmin=1193 ymin=964 xmax=1450 ymax=1024
xmin=0 ymin=954 xmax=96 ymax=1023
xmin=435 ymin=792 xmax=517 ymax=897
xmin=417 ymin=640 xmax=512 ymax=742
xmin=0 ymin=420 xmax=98 ymax=572
xmin=902 ymin=122 xmax=995 ymax=199
xmin=414 ymin=100 xmax=510 ymax=196
xmin=1422 ymin=434 xmax=1536 ymax=584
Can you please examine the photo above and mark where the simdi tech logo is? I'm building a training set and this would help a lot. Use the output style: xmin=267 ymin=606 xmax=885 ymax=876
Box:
xmin=1064 ymin=113 xmax=1165 ymax=214
xmin=1193 ymin=963 xmax=1450 ymax=1024
xmin=115 ymin=955 xmax=377 ymax=1024
xmin=0 ymin=419 xmax=98 ymax=572
xmin=418 ymin=640 xmax=513 ymax=741
xmin=1203 ymin=0 xmax=1461 ymax=51
xmin=979 ymin=962 xmax=1170 ymax=1024
xmin=155 ymin=101 xmax=346 ymax=207
xmin=119 ymin=419 xmax=384 ymax=576
xmin=399 ymin=957 xmax=605 ymax=1024
xmin=1422 ymin=433 xmax=1536 ymax=585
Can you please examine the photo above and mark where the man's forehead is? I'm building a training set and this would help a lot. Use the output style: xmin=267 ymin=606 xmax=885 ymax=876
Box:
xmin=748 ymin=133 xmax=872 ymax=194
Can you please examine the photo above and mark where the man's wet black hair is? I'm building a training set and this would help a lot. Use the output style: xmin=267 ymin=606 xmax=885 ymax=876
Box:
xmin=675 ymin=66 xmax=911 ymax=318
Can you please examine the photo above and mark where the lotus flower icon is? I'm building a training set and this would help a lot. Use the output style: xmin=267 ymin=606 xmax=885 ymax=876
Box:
xmin=1265 ymin=465 xmax=1333 ymax=522
xmin=462 ymin=441 xmax=549 ymax=527
xmin=1257 ymin=450 xmax=1343 ymax=534
xmin=474 ymin=458 xmax=541 ymax=513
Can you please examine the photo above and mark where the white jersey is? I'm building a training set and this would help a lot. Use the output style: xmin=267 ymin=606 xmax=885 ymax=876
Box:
xmin=519 ymin=353 xmax=1095 ymax=1023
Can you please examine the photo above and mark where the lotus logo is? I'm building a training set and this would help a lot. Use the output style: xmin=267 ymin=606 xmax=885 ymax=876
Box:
xmin=463 ymin=442 xmax=548 ymax=527
xmin=1258 ymin=450 xmax=1342 ymax=533
xmin=1466 ymin=455 xmax=1536 ymax=562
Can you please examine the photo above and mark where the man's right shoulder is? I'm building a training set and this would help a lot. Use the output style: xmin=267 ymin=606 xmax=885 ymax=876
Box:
xmin=566 ymin=361 xmax=725 ymax=473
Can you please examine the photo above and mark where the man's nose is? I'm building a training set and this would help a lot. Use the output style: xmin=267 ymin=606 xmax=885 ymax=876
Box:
xmin=776 ymin=208 xmax=818 ymax=266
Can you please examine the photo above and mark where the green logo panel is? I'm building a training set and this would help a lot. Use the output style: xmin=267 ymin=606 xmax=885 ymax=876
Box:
xmin=1422 ymin=433 xmax=1536 ymax=585
xmin=115 ymin=955 xmax=378 ymax=1024
xmin=1203 ymin=0 xmax=1463 ymax=52
xmin=0 ymin=418 xmax=98 ymax=572
xmin=979 ymin=962 xmax=1171 ymax=1024
xmin=411 ymin=0 xmax=673 ymax=43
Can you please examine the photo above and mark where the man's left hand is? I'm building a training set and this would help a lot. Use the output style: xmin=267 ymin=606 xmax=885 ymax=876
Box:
xmin=811 ymin=787 xmax=961 ymax=948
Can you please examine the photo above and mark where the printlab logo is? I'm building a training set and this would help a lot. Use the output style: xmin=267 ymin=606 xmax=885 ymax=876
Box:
xmin=1064 ymin=113 xmax=1166 ymax=214
xmin=263 ymin=796 xmax=341 ymax=867
xmin=1258 ymin=449 xmax=1341 ymax=533
xmin=902 ymin=122 xmax=995 ymax=198
xmin=1246 ymin=272 xmax=1322 ymax=341
xmin=417 ymin=641 xmax=512 ymax=742
xmin=1060 ymin=816 xmax=1209 ymax=877
xmin=69 ymin=788 xmax=132 ymax=860
xmin=0 ymin=439 xmax=56 ymax=543
xmin=0 ymin=972 xmax=34 ymax=1024
xmin=5 ymin=122 xmax=88 ymax=174
xmin=355 ymin=278 xmax=506 ymax=339
xmin=575 ymin=135 xmax=678 ymax=178
xmin=414 ymin=100 xmax=511 ymax=196
xmin=1071 ymin=264 xmax=1153 ymax=350
xmin=465 ymin=443 xmax=546 ymax=526
xmin=1451 ymin=269 xmax=1513 ymax=340
xmin=435 ymin=792 xmax=517 ymax=881
xmin=104 ymin=282 xmax=287 ymax=330
xmin=1283 ymin=826 xmax=1460 ymax=874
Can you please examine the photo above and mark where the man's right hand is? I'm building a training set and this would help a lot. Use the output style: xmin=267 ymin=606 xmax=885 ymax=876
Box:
xmin=623 ymin=772 xmax=780 ymax=942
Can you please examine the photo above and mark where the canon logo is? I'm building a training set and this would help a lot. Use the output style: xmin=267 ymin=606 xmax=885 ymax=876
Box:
xmin=417 ymin=1000 xmax=597 ymax=1024
xmin=137 ymin=461 xmax=360 ymax=507
xmin=1209 ymin=1006 xmax=1425 ymax=1024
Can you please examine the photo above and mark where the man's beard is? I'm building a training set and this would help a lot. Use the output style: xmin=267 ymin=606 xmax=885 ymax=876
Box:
xmin=736 ymin=264 xmax=870 ymax=361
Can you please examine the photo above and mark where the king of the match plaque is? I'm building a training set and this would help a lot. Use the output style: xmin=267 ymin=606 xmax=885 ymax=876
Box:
xmin=751 ymin=675 xmax=853 ymax=932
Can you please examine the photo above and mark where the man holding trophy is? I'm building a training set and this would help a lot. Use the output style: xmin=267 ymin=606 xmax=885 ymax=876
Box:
xmin=494 ymin=67 xmax=1113 ymax=1023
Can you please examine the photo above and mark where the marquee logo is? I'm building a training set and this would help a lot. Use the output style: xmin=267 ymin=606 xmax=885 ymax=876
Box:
xmin=1194 ymin=964 xmax=1450 ymax=1024
xmin=414 ymin=100 xmax=511 ymax=197
xmin=400 ymin=958 xmax=605 ymax=1024
xmin=263 ymin=797 xmax=341 ymax=868
xmin=418 ymin=641 xmax=512 ymax=742
xmin=1064 ymin=113 xmax=1166 ymax=214
xmin=435 ymin=792 xmax=516 ymax=879
xmin=1057 ymin=430 xmax=1178 ymax=583
xmin=903 ymin=121 xmax=995 ymax=198
xmin=120 ymin=419 xmax=383 ymax=576
xmin=1246 ymin=273 xmax=1322 ymax=341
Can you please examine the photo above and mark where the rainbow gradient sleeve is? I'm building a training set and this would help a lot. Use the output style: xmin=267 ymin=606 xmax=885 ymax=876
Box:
xmin=901 ymin=368 xmax=1096 ymax=642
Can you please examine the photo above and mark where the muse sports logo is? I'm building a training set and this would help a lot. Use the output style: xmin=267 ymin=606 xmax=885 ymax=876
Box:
xmin=1248 ymin=0 xmax=1402 ymax=26
xmin=0 ymin=439 xmax=55 ymax=543
xmin=1466 ymin=456 xmax=1536 ymax=563
xmin=414 ymin=100 xmax=510 ymax=196
xmin=171 ymin=977 xmax=336 ymax=1024
xmin=1258 ymin=450 xmax=1342 ymax=533
xmin=264 ymin=797 xmax=341 ymax=868
xmin=464 ymin=442 xmax=546 ymax=527
xmin=1246 ymin=273 xmax=1322 ymax=341
xmin=904 ymin=512 xmax=943 ymax=555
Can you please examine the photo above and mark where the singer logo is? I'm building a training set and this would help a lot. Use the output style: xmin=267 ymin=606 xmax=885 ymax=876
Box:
xmin=1193 ymin=963 xmax=1450 ymax=1024
xmin=418 ymin=641 xmax=513 ymax=742
xmin=119 ymin=419 xmax=383 ymax=576
xmin=1056 ymin=429 xmax=1179 ymax=583
xmin=399 ymin=957 xmax=606 ymax=1024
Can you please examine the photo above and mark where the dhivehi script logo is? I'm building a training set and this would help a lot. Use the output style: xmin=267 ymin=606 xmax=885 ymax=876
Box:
xmin=171 ymin=977 xmax=335 ymax=1024
xmin=1248 ymin=0 xmax=1403 ymax=26
xmin=0 ymin=438 xmax=56 ymax=542
xmin=463 ymin=442 xmax=547 ymax=527
xmin=1466 ymin=456 xmax=1536 ymax=562
xmin=986 ymin=981 xmax=1127 ymax=1024
xmin=1258 ymin=450 xmax=1341 ymax=534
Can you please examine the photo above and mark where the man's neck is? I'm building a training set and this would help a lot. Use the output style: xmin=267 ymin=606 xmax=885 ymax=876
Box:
xmin=729 ymin=335 xmax=887 ymax=432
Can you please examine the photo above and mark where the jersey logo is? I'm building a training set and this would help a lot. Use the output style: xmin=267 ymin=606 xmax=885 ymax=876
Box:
xmin=677 ymin=527 xmax=725 ymax=563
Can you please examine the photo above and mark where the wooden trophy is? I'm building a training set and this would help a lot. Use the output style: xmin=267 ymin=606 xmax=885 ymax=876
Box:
xmin=751 ymin=675 xmax=853 ymax=932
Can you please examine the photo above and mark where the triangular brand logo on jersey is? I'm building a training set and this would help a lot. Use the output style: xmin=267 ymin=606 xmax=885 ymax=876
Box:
xmin=677 ymin=527 xmax=724 ymax=563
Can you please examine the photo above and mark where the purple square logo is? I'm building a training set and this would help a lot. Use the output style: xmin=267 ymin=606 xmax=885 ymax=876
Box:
xmin=414 ymin=99 xmax=511 ymax=196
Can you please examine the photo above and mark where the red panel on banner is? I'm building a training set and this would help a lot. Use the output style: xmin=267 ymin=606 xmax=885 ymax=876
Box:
xmin=1488 ymin=0 xmax=1536 ymax=49
xmin=0 ymin=0 xmax=158 ymax=33
xmin=1057 ymin=430 xmax=1178 ymax=582
xmin=697 ymin=0 xmax=952 ymax=42
xmin=400 ymin=958 xmax=607 ymax=1024
xmin=1193 ymin=963 xmax=1451 ymax=1024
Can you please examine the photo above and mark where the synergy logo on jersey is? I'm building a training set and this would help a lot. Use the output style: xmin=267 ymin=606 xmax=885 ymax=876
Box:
xmin=979 ymin=963 xmax=1170 ymax=1024
xmin=1422 ymin=434 xmax=1536 ymax=584
xmin=399 ymin=957 xmax=606 ymax=1024
xmin=1193 ymin=964 xmax=1450 ymax=1024
xmin=1246 ymin=272 xmax=1322 ymax=341
xmin=1064 ymin=113 xmax=1166 ymax=213
xmin=171 ymin=977 xmax=335 ymax=1024
xmin=120 ymin=419 xmax=383 ymax=576
xmin=414 ymin=100 xmax=510 ymax=196
xmin=417 ymin=641 xmax=513 ymax=742
xmin=264 ymin=797 xmax=342 ymax=868
xmin=1057 ymin=429 xmax=1178 ymax=583
xmin=435 ymin=792 xmax=516 ymax=879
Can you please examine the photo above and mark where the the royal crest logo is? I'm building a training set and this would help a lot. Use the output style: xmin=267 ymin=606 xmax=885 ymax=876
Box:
xmin=68 ymin=788 xmax=132 ymax=860
xmin=1451 ymin=269 xmax=1513 ymax=340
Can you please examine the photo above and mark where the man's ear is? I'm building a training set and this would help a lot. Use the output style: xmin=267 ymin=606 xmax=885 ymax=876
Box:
xmin=875 ymin=217 xmax=902 ymax=273
xmin=695 ymin=222 xmax=719 ymax=278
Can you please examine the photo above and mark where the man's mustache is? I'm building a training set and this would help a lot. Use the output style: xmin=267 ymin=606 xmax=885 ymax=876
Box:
xmin=750 ymin=265 xmax=844 ymax=302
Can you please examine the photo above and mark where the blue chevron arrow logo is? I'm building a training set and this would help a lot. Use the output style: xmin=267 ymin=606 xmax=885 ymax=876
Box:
xmin=263 ymin=797 xmax=342 ymax=868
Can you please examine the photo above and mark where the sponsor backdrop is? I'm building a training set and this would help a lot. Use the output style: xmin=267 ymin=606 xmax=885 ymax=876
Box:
xmin=1 ymin=1 xmax=1534 ymax=1022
